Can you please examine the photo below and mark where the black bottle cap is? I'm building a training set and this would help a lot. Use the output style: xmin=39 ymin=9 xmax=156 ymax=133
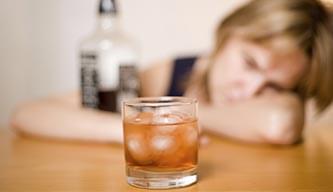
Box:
xmin=99 ymin=0 xmax=117 ymax=15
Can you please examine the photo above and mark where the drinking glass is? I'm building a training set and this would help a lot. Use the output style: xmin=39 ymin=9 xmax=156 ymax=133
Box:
xmin=122 ymin=97 xmax=198 ymax=189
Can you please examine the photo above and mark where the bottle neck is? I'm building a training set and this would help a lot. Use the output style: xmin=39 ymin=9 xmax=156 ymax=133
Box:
xmin=96 ymin=14 xmax=119 ymax=32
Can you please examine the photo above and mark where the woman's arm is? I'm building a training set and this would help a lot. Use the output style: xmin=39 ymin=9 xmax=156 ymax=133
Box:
xmin=10 ymin=92 xmax=123 ymax=143
xmin=198 ymin=92 xmax=304 ymax=145
xmin=10 ymin=60 xmax=173 ymax=143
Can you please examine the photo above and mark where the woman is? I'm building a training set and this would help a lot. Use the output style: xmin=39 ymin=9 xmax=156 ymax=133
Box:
xmin=11 ymin=0 xmax=333 ymax=145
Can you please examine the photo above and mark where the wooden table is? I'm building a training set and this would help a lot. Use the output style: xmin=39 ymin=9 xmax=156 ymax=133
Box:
xmin=1 ymin=125 xmax=333 ymax=192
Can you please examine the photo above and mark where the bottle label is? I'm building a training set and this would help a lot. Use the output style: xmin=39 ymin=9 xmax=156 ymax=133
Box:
xmin=117 ymin=64 xmax=140 ymax=112
xmin=80 ymin=52 xmax=99 ymax=108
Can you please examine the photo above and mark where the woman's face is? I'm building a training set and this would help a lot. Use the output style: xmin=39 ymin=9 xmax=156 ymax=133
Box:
xmin=208 ymin=36 xmax=308 ymax=105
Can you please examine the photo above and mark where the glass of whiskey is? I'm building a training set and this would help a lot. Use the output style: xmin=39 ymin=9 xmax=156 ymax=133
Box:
xmin=122 ymin=97 xmax=198 ymax=189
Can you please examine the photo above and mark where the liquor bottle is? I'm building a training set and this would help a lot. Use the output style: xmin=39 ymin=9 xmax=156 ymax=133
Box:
xmin=79 ymin=0 xmax=140 ymax=112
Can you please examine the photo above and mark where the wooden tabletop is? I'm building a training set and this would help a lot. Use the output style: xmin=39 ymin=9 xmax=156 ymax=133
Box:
xmin=1 ymin=125 xmax=333 ymax=192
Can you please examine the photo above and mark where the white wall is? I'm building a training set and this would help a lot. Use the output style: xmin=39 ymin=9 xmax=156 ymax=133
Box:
xmin=0 ymin=0 xmax=248 ymax=126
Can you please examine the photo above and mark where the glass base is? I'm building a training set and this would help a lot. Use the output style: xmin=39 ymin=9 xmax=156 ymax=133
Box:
xmin=126 ymin=166 xmax=197 ymax=189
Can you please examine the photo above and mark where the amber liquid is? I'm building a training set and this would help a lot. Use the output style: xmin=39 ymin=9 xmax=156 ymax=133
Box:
xmin=124 ymin=112 xmax=198 ymax=172
xmin=98 ymin=90 xmax=117 ymax=112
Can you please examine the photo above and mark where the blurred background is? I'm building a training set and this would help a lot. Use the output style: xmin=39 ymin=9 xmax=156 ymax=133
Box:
xmin=0 ymin=0 xmax=252 ymax=127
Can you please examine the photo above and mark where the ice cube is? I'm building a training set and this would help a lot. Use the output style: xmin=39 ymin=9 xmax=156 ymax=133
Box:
xmin=149 ymin=129 xmax=185 ymax=166
xmin=182 ymin=124 xmax=198 ymax=146
xmin=126 ymin=133 xmax=152 ymax=165
xmin=152 ymin=113 xmax=183 ymax=124
xmin=151 ymin=135 xmax=173 ymax=151
xmin=133 ymin=112 xmax=153 ymax=124
xmin=154 ymin=143 xmax=187 ymax=167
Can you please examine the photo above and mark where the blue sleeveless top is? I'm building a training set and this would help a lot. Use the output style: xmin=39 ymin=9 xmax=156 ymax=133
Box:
xmin=166 ymin=56 xmax=197 ymax=96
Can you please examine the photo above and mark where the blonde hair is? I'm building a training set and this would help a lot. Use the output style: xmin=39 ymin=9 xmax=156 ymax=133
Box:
xmin=191 ymin=0 xmax=333 ymax=112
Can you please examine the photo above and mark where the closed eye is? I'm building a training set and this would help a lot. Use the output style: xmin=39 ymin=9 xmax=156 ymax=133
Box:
xmin=243 ymin=53 xmax=258 ymax=70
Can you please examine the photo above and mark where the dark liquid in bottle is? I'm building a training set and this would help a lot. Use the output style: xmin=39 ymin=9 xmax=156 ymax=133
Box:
xmin=98 ymin=90 xmax=117 ymax=112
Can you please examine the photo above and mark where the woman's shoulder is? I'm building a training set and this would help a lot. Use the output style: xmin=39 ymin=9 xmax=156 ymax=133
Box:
xmin=140 ymin=55 xmax=206 ymax=97
xmin=140 ymin=59 xmax=174 ymax=97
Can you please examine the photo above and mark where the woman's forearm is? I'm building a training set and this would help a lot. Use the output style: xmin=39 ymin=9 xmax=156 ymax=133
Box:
xmin=199 ymin=93 xmax=304 ymax=145
xmin=10 ymin=98 xmax=123 ymax=143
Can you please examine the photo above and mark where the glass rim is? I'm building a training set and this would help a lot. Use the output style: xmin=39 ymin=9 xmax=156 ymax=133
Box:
xmin=123 ymin=96 xmax=197 ymax=107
